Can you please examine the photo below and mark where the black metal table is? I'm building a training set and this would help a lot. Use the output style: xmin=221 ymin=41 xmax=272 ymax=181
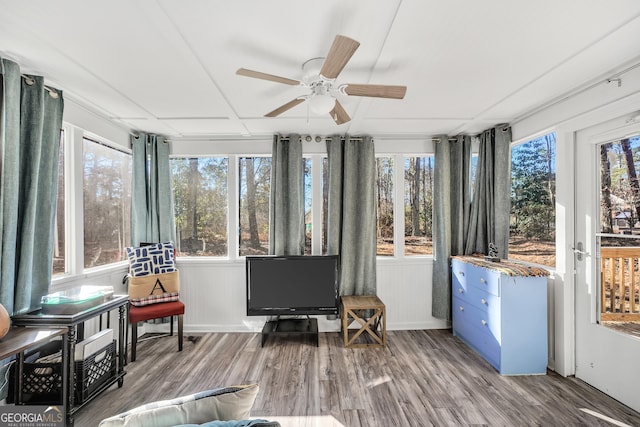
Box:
xmin=0 ymin=327 xmax=69 ymax=409
xmin=12 ymin=294 xmax=128 ymax=426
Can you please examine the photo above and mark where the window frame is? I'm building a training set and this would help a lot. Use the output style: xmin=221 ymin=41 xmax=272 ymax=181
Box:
xmin=375 ymin=155 xmax=395 ymax=256
xmin=402 ymin=155 xmax=435 ymax=256
xmin=51 ymin=127 xmax=133 ymax=290
xmin=509 ymin=132 xmax=557 ymax=268
xmin=170 ymin=156 xmax=230 ymax=257
xmin=52 ymin=129 xmax=67 ymax=277
xmin=81 ymin=135 xmax=133 ymax=270
xmin=54 ymin=135 xmax=443 ymax=288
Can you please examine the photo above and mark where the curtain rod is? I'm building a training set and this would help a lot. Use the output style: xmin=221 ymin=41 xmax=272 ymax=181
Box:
xmin=278 ymin=136 xmax=369 ymax=143
xmin=433 ymin=137 xmax=463 ymax=143
xmin=433 ymin=126 xmax=510 ymax=143
xmin=21 ymin=74 xmax=60 ymax=99
xmin=240 ymin=136 xmax=457 ymax=143
xmin=130 ymin=133 xmax=169 ymax=143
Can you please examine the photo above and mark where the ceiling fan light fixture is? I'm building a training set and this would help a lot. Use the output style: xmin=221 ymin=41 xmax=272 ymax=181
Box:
xmin=308 ymin=93 xmax=335 ymax=114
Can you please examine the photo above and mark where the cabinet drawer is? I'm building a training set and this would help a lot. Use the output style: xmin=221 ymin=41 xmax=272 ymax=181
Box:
xmin=453 ymin=280 xmax=499 ymax=312
xmin=452 ymin=298 xmax=500 ymax=369
xmin=452 ymin=296 xmax=501 ymax=342
xmin=452 ymin=261 xmax=500 ymax=297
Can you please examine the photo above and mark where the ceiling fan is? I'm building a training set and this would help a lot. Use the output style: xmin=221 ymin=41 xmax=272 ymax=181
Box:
xmin=236 ymin=35 xmax=407 ymax=125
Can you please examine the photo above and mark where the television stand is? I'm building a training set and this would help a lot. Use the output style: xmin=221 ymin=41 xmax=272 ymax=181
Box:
xmin=261 ymin=316 xmax=318 ymax=347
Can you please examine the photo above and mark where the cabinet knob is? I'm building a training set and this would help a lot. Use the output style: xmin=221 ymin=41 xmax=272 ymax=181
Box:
xmin=481 ymin=298 xmax=487 ymax=305
xmin=459 ymin=306 xmax=464 ymax=312
xmin=481 ymin=319 xmax=487 ymax=326
xmin=480 ymin=277 xmax=486 ymax=284
xmin=458 ymin=288 xmax=464 ymax=294
xmin=459 ymin=271 xmax=465 ymax=276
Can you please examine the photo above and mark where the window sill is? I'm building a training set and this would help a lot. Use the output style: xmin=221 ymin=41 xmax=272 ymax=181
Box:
xmin=51 ymin=261 xmax=129 ymax=290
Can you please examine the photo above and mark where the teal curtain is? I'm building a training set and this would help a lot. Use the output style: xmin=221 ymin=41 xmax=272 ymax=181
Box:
xmin=432 ymin=135 xmax=472 ymax=320
xmin=0 ymin=58 xmax=64 ymax=315
xmin=465 ymin=125 xmax=512 ymax=258
xmin=269 ymin=134 xmax=304 ymax=255
xmin=326 ymin=135 xmax=377 ymax=296
xmin=131 ymin=133 xmax=176 ymax=246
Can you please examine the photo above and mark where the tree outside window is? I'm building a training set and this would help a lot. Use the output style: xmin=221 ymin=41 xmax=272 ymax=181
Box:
xmin=404 ymin=156 xmax=434 ymax=255
xmin=53 ymin=130 xmax=65 ymax=275
xmin=83 ymin=138 xmax=132 ymax=268
xmin=600 ymin=135 xmax=640 ymax=237
xmin=171 ymin=157 xmax=228 ymax=256
xmin=377 ymin=157 xmax=394 ymax=256
xmin=239 ymin=157 xmax=271 ymax=256
xmin=321 ymin=157 xmax=329 ymax=255
xmin=304 ymin=158 xmax=312 ymax=255
xmin=509 ymin=133 xmax=556 ymax=267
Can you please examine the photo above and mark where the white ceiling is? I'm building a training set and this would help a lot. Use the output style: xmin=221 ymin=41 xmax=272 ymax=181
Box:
xmin=2 ymin=0 xmax=640 ymax=140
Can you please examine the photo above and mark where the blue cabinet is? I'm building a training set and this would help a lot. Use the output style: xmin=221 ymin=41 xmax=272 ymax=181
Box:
xmin=451 ymin=257 xmax=548 ymax=375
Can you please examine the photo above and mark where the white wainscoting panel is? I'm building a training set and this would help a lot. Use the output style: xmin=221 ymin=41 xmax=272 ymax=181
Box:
xmin=51 ymin=257 xmax=448 ymax=334
xmin=171 ymin=257 xmax=447 ymax=333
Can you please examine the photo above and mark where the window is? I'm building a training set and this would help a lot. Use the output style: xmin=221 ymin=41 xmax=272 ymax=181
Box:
xmin=321 ymin=157 xmax=329 ymax=255
xmin=83 ymin=138 xmax=132 ymax=268
xmin=171 ymin=157 xmax=228 ymax=256
xmin=238 ymin=157 xmax=271 ymax=256
xmin=510 ymin=133 xmax=556 ymax=267
xmin=598 ymin=134 xmax=640 ymax=326
xmin=600 ymin=135 xmax=640 ymax=236
xmin=404 ymin=156 xmax=434 ymax=255
xmin=376 ymin=157 xmax=394 ymax=256
xmin=304 ymin=158 xmax=312 ymax=255
xmin=53 ymin=130 xmax=65 ymax=275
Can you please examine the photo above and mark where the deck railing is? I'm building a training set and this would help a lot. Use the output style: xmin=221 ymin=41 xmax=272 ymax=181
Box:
xmin=600 ymin=247 xmax=640 ymax=321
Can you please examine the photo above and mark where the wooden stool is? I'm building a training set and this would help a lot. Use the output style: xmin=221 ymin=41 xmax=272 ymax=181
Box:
xmin=129 ymin=300 xmax=185 ymax=362
xmin=341 ymin=295 xmax=386 ymax=348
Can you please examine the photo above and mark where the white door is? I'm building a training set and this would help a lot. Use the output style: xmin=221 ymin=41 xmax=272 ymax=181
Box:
xmin=574 ymin=125 xmax=640 ymax=412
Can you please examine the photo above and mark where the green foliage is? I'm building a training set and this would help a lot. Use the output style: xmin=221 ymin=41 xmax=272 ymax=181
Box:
xmin=171 ymin=157 xmax=229 ymax=255
xmin=510 ymin=134 xmax=556 ymax=240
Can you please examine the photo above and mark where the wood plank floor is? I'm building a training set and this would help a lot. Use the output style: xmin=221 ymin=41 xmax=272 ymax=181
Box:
xmin=76 ymin=330 xmax=640 ymax=427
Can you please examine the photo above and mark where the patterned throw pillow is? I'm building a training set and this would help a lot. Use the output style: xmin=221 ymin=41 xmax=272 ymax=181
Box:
xmin=126 ymin=242 xmax=176 ymax=277
xmin=98 ymin=384 xmax=260 ymax=427
xmin=130 ymin=292 xmax=180 ymax=307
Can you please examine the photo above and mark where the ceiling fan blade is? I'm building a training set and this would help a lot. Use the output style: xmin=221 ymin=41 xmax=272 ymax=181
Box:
xmin=330 ymin=100 xmax=351 ymax=125
xmin=236 ymin=68 xmax=301 ymax=86
xmin=265 ymin=98 xmax=306 ymax=117
xmin=342 ymin=84 xmax=407 ymax=99
xmin=320 ymin=35 xmax=360 ymax=79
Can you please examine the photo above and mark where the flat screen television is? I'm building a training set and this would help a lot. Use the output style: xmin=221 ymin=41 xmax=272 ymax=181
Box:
xmin=246 ymin=255 xmax=340 ymax=316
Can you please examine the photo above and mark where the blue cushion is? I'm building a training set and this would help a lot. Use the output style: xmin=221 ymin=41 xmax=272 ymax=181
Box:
xmin=126 ymin=242 xmax=176 ymax=276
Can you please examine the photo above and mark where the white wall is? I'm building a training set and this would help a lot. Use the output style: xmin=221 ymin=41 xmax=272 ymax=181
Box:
xmin=174 ymin=257 xmax=444 ymax=333
xmin=61 ymin=256 xmax=444 ymax=335
xmin=512 ymin=58 xmax=640 ymax=377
